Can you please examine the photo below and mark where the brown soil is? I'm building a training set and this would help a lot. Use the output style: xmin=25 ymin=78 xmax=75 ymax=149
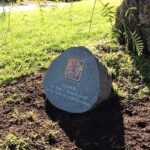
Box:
xmin=0 ymin=71 xmax=149 ymax=150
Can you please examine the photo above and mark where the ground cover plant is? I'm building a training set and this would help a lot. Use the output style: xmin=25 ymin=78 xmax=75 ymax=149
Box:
xmin=0 ymin=0 xmax=150 ymax=149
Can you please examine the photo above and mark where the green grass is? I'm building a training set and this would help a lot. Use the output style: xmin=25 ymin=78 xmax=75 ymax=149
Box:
xmin=0 ymin=0 xmax=121 ymax=85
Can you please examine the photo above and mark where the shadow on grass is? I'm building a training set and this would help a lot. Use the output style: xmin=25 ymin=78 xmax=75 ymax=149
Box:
xmin=45 ymin=93 xmax=125 ymax=150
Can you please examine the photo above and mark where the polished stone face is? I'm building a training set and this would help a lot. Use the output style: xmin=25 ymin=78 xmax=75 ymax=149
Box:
xmin=44 ymin=46 xmax=111 ymax=113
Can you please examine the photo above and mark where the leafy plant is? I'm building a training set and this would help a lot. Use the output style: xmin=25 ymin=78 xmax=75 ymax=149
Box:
xmin=98 ymin=1 xmax=144 ymax=56
xmin=10 ymin=109 xmax=38 ymax=123
xmin=11 ymin=108 xmax=21 ymax=123
xmin=124 ymin=7 xmax=137 ymax=22
xmin=6 ymin=93 xmax=21 ymax=104
xmin=0 ymin=133 xmax=28 ymax=150
xmin=130 ymin=31 xmax=144 ymax=56
xmin=101 ymin=2 xmax=115 ymax=22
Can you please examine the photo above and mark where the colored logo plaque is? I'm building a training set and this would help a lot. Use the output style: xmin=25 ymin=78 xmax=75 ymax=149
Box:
xmin=64 ymin=58 xmax=84 ymax=81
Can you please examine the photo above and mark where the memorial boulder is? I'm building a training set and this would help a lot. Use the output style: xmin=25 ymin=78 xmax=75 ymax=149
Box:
xmin=44 ymin=46 xmax=111 ymax=113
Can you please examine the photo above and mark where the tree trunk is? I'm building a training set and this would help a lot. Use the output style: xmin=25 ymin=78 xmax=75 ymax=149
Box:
xmin=115 ymin=0 xmax=150 ymax=55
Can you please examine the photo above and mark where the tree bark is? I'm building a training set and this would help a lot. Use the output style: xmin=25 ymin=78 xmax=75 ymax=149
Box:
xmin=115 ymin=0 xmax=150 ymax=54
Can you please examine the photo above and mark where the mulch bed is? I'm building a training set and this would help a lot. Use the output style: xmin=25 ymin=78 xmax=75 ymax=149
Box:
xmin=0 ymin=72 xmax=150 ymax=150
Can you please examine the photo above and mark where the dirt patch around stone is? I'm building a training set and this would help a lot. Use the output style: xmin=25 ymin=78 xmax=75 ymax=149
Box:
xmin=0 ymin=70 xmax=149 ymax=150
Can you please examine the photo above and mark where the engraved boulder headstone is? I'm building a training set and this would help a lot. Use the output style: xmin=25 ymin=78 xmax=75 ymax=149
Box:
xmin=44 ymin=46 xmax=111 ymax=113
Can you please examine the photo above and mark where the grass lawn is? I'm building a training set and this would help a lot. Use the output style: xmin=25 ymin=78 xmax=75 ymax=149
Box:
xmin=0 ymin=0 xmax=121 ymax=85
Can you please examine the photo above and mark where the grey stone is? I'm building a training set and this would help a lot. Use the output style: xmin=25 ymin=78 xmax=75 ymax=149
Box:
xmin=44 ymin=46 xmax=111 ymax=113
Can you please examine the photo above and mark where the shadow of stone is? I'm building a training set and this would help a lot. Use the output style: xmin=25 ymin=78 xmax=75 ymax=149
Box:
xmin=45 ymin=92 xmax=125 ymax=150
